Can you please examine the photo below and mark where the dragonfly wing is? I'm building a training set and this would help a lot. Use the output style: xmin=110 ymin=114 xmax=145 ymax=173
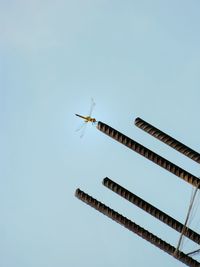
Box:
xmin=80 ymin=122 xmax=88 ymax=138
xmin=76 ymin=121 xmax=87 ymax=132
xmin=76 ymin=122 xmax=88 ymax=138
xmin=88 ymin=97 xmax=96 ymax=117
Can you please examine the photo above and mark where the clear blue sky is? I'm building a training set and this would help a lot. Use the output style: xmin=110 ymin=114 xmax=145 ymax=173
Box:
xmin=2 ymin=1 xmax=200 ymax=266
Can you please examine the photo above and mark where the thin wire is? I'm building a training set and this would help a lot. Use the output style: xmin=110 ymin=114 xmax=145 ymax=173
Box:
xmin=175 ymin=184 xmax=199 ymax=254
xmin=187 ymin=248 xmax=200 ymax=257
xmin=187 ymin=191 xmax=200 ymax=228
xmin=181 ymin=189 xmax=196 ymax=249
xmin=181 ymin=187 xmax=196 ymax=249
xmin=181 ymin=183 xmax=200 ymax=249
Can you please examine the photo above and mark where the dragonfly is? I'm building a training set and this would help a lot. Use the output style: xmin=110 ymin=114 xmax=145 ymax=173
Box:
xmin=75 ymin=98 xmax=97 ymax=137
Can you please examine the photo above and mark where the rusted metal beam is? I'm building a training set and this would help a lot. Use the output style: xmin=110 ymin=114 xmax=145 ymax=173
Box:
xmin=97 ymin=121 xmax=200 ymax=189
xmin=75 ymin=188 xmax=200 ymax=267
xmin=103 ymin=177 xmax=200 ymax=245
xmin=134 ymin=117 xmax=200 ymax=164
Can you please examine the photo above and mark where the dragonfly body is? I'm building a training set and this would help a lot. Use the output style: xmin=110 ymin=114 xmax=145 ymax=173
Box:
xmin=75 ymin=114 xmax=96 ymax=123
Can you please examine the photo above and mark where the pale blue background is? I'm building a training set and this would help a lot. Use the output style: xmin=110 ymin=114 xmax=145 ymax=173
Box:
xmin=2 ymin=1 xmax=200 ymax=266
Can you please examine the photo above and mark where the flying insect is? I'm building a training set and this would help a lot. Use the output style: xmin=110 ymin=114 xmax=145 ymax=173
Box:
xmin=75 ymin=98 xmax=96 ymax=137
